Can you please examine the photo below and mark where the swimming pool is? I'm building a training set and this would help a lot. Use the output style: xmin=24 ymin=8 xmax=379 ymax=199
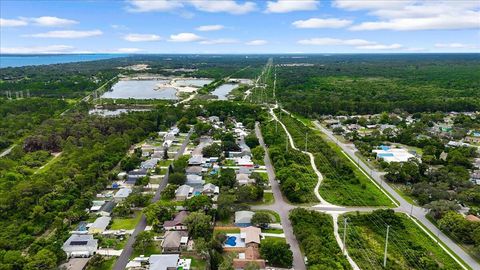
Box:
xmin=224 ymin=233 xmax=245 ymax=248
xmin=226 ymin=236 xmax=237 ymax=246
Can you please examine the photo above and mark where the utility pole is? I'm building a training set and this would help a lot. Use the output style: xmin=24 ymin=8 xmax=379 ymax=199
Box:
xmin=383 ymin=225 xmax=390 ymax=268
xmin=275 ymin=120 xmax=278 ymax=133
xmin=343 ymin=218 xmax=348 ymax=255
xmin=410 ymin=204 xmax=414 ymax=216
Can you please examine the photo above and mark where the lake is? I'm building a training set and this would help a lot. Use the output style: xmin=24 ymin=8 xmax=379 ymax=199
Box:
xmin=0 ymin=54 xmax=126 ymax=68
xmin=101 ymin=80 xmax=178 ymax=100
xmin=211 ymin=84 xmax=238 ymax=100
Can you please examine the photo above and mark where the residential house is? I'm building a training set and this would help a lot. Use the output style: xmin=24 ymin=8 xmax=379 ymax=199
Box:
xmin=141 ymin=158 xmax=160 ymax=170
xmin=149 ymin=254 xmax=180 ymax=270
xmin=236 ymin=173 xmax=254 ymax=185
xmin=186 ymin=174 xmax=204 ymax=186
xmin=62 ymin=234 xmax=98 ymax=258
xmin=98 ymin=201 xmax=116 ymax=217
xmin=235 ymin=211 xmax=255 ymax=227
xmin=114 ymin=188 xmax=132 ymax=202
xmin=233 ymin=226 xmax=265 ymax=269
xmin=162 ymin=231 xmax=189 ymax=253
xmin=188 ymin=155 xmax=203 ymax=166
xmin=90 ymin=200 xmax=105 ymax=212
xmin=235 ymin=156 xmax=254 ymax=167
xmin=163 ymin=211 xmax=188 ymax=231
xmin=88 ymin=216 xmax=111 ymax=234
xmin=186 ymin=166 xmax=203 ymax=175
xmin=202 ymin=183 xmax=219 ymax=196
xmin=175 ymin=185 xmax=193 ymax=201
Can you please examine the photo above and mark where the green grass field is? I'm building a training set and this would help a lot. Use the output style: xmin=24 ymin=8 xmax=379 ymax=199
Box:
xmin=278 ymin=111 xmax=393 ymax=207
xmin=339 ymin=210 xmax=463 ymax=270
xmin=110 ymin=212 xmax=142 ymax=230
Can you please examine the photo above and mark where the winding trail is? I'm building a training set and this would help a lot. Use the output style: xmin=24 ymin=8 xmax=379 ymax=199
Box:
xmin=262 ymin=107 xmax=359 ymax=270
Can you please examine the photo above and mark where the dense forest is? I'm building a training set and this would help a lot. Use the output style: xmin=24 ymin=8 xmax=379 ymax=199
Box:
xmin=0 ymin=98 xmax=69 ymax=150
xmin=274 ymin=54 xmax=480 ymax=115
xmin=290 ymin=208 xmax=351 ymax=269
xmin=0 ymin=106 xmax=186 ymax=269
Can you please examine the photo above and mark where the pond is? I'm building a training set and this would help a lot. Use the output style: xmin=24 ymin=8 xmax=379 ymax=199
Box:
xmin=211 ymin=83 xmax=238 ymax=100
xmin=101 ymin=80 xmax=178 ymax=100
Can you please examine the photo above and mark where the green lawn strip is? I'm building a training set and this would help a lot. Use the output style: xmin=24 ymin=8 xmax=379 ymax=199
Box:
xmin=278 ymin=111 xmax=392 ymax=207
xmin=214 ymin=227 xmax=240 ymax=235
xmin=262 ymin=236 xmax=286 ymax=243
xmin=248 ymin=192 xmax=274 ymax=206
xmin=110 ymin=212 xmax=142 ymax=230
xmin=158 ymin=159 xmax=173 ymax=167
xmin=182 ymin=255 xmax=207 ymax=270
xmin=262 ymin=228 xmax=284 ymax=234
xmin=130 ymin=242 xmax=162 ymax=259
xmin=86 ymin=257 xmax=116 ymax=270
xmin=340 ymin=211 xmax=464 ymax=270
xmin=289 ymin=208 xmax=351 ymax=269
xmin=253 ymin=209 xmax=281 ymax=223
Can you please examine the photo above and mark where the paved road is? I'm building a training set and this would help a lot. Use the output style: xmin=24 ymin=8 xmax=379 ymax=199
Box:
xmin=255 ymin=122 xmax=306 ymax=270
xmin=314 ymin=121 xmax=479 ymax=270
xmin=113 ymin=128 xmax=192 ymax=270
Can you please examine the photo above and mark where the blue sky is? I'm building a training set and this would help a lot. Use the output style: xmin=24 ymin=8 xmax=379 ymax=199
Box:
xmin=1 ymin=0 xmax=479 ymax=54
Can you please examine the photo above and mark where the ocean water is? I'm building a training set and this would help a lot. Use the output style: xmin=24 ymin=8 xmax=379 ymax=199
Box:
xmin=0 ymin=54 xmax=127 ymax=68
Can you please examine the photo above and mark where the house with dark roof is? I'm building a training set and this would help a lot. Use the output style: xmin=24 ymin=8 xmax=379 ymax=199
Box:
xmin=162 ymin=231 xmax=189 ymax=253
xmin=163 ymin=211 xmax=188 ymax=231
xmin=98 ymin=201 xmax=116 ymax=217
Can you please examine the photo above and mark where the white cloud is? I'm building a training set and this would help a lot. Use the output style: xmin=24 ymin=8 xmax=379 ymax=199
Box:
xmin=434 ymin=43 xmax=477 ymax=49
xmin=336 ymin=0 xmax=480 ymax=31
xmin=26 ymin=30 xmax=103 ymax=39
xmin=126 ymin=0 xmax=184 ymax=12
xmin=292 ymin=18 xmax=352 ymax=28
xmin=169 ymin=32 xmax=203 ymax=42
xmin=189 ymin=0 xmax=256 ymax=14
xmin=200 ymin=38 xmax=237 ymax=45
xmin=124 ymin=33 xmax=161 ymax=42
xmin=297 ymin=37 xmax=374 ymax=46
xmin=28 ymin=16 xmax=78 ymax=27
xmin=115 ymin=47 xmax=143 ymax=53
xmin=266 ymin=0 xmax=318 ymax=13
xmin=0 ymin=45 xmax=74 ymax=54
xmin=0 ymin=18 xmax=28 ymax=27
xmin=333 ymin=0 xmax=411 ymax=11
xmin=245 ymin=39 xmax=268 ymax=45
xmin=196 ymin=24 xmax=224 ymax=31
xmin=298 ymin=37 xmax=403 ymax=50
xmin=357 ymin=43 xmax=403 ymax=50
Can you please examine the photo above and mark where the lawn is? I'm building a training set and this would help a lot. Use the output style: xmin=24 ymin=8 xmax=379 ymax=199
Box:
xmin=248 ymin=192 xmax=274 ymax=206
xmin=86 ymin=257 xmax=116 ymax=270
xmin=254 ymin=209 xmax=281 ymax=223
xmin=214 ymin=227 xmax=240 ymax=235
xmin=339 ymin=210 xmax=463 ymax=270
xmin=158 ymin=159 xmax=173 ymax=167
xmin=110 ymin=212 xmax=142 ymax=230
xmin=130 ymin=242 xmax=162 ymax=259
xmin=262 ymin=228 xmax=284 ymax=234
xmin=182 ymin=255 xmax=207 ymax=270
